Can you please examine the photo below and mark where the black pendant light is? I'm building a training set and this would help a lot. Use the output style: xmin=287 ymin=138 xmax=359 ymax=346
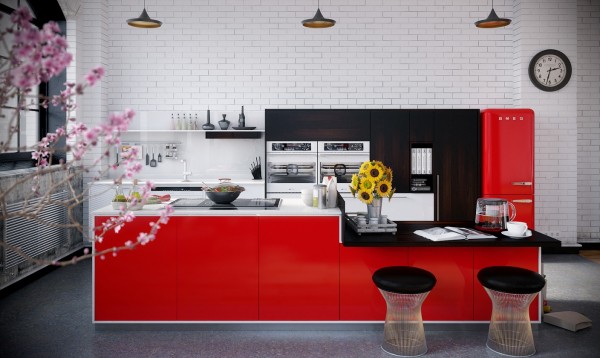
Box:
xmin=475 ymin=0 xmax=511 ymax=28
xmin=127 ymin=0 xmax=162 ymax=28
xmin=302 ymin=0 xmax=336 ymax=28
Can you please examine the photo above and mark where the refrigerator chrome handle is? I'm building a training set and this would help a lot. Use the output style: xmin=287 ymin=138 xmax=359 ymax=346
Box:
xmin=511 ymin=181 xmax=533 ymax=186
xmin=512 ymin=199 xmax=533 ymax=204
xmin=436 ymin=175 xmax=440 ymax=220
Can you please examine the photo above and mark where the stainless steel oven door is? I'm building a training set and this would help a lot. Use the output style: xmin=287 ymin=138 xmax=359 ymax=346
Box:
xmin=266 ymin=154 xmax=317 ymax=193
xmin=267 ymin=141 xmax=317 ymax=193
xmin=318 ymin=153 xmax=369 ymax=193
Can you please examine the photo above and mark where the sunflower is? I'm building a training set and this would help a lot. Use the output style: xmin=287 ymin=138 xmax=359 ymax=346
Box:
xmin=361 ymin=178 xmax=374 ymax=191
xmin=359 ymin=161 xmax=373 ymax=175
xmin=350 ymin=174 xmax=359 ymax=190
xmin=357 ymin=189 xmax=373 ymax=204
xmin=367 ymin=163 xmax=384 ymax=181
xmin=385 ymin=168 xmax=393 ymax=183
xmin=376 ymin=180 xmax=392 ymax=198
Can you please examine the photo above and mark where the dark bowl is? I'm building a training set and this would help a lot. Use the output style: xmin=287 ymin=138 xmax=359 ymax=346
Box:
xmin=205 ymin=191 xmax=242 ymax=204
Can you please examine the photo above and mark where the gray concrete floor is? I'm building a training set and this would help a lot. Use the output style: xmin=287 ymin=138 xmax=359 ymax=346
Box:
xmin=0 ymin=254 xmax=598 ymax=357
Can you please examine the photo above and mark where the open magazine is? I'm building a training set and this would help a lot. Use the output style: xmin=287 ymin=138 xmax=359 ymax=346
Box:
xmin=414 ymin=226 xmax=496 ymax=241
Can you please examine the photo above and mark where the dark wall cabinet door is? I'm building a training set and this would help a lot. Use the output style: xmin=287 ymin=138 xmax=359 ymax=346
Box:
xmin=370 ymin=110 xmax=410 ymax=193
xmin=265 ymin=109 xmax=370 ymax=141
xmin=409 ymin=110 xmax=434 ymax=143
xmin=433 ymin=110 xmax=480 ymax=221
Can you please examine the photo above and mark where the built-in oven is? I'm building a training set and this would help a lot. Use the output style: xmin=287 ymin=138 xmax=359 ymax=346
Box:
xmin=318 ymin=141 xmax=370 ymax=212
xmin=266 ymin=141 xmax=318 ymax=197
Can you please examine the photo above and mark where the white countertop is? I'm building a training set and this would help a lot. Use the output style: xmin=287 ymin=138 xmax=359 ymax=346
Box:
xmin=91 ymin=179 xmax=265 ymax=186
xmin=93 ymin=198 xmax=341 ymax=217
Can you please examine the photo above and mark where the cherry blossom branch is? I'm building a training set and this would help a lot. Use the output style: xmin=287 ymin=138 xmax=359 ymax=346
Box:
xmin=0 ymin=7 xmax=172 ymax=268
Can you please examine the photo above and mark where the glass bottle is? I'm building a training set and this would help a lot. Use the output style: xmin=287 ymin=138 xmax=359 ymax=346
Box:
xmin=129 ymin=179 xmax=141 ymax=203
xmin=239 ymin=105 xmax=245 ymax=127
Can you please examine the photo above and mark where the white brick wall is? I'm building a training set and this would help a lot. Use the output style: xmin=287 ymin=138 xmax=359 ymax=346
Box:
xmin=577 ymin=0 xmax=600 ymax=242
xmin=71 ymin=0 xmax=598 ymax=246
xmin=514 ymin=0 xmax=579 ymax=246
xmin=75 ymin=0 xmax=110 ymax=239
xmin=105 ymin=0 xmax=515 ymax=111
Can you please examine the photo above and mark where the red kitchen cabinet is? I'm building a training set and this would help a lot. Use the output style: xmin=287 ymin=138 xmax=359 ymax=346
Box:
xmin=259 ymin=216 xmax=340 ymax=320
xmin=177 ymin=216 xmax=259 ymax=320
xmin=408 ymin=247 xmax=474 ymax=321
xmin=473 ymin=247 xmax=540 ymax=321
xmin=94 ymin=216 xmax=177 ymax=321
xmin=340 ymin=246 xmax=409 ymax=320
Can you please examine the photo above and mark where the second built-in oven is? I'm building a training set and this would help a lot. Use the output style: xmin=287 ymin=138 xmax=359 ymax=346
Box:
xmin=266 ymin=141 xmax=318 ymax=196
xmin=318 ymin=141 xmax=370 ymax=212
xmin=318 ymin=141 xmax=370 ymax=193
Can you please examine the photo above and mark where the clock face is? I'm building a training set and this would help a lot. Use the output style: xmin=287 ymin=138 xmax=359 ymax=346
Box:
xmin=528 ymin=50 xmax=572 ymax=92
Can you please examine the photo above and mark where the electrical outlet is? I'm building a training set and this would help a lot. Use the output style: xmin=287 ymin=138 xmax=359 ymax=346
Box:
xmin=547 ymin=232 xmax=560 ymax=238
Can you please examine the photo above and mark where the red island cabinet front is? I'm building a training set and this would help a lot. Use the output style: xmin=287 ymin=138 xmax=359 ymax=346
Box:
xmin=473 ymin=247 xmax=540 ymax=321
xmin=258 ymin=216 xmax=340 ymax=321
xmin=94 ymin=216 xmax=178 ymax=321
xmin=177 ymin=216 xmax=259 ymax=320
xmin=339 ymin=247 xmax=409 ymax=320
xmin=408 ymin=247 xmax=475 ymax=321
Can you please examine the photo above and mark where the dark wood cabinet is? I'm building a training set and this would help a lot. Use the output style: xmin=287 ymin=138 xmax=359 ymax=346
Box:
xmin=370 ymin=110 xmax=410 ymax=193
xmin=369 ymin=109 xmax=480 ymax=209
xmin=409 ymin=110 xmax=434 ymax=143
xmin=265 ymin=109 xmax=370 ymax=141
xmin=433 ymin=109 xmax=480 ymax=221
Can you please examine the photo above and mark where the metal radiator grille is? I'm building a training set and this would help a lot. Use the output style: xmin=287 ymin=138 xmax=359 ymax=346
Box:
xmin=3 ymin=191 xmax=68 ymax=270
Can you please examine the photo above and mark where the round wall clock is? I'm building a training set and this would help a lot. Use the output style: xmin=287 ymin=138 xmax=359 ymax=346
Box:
xmin=528 ymin=49 xmax=572 ymax=92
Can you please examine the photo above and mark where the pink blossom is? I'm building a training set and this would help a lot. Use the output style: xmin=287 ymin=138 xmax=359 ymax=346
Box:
xmin=9 ymin=7 xmax=71 ymax=90
xmin=85 ymin=66 xmax=105 ymax=86
xmin=10 ymin=7 xmax=32 ymax=27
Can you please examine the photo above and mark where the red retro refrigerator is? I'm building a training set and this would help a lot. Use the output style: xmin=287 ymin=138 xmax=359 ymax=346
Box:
xmin=481 ymin=109 xmax=535 ymax=229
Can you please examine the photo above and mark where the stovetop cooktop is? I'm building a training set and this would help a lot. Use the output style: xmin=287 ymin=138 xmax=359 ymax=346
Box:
xmin=170 ymin=198 xmax=281 ymax=210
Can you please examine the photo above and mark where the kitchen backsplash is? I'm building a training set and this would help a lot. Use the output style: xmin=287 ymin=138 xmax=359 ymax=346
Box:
xmin=108 ymin=111 xmax=266 ymax=181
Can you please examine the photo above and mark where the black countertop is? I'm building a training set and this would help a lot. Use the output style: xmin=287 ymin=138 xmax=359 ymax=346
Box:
xmin=342 ymin=220 xmax=562 ymax=248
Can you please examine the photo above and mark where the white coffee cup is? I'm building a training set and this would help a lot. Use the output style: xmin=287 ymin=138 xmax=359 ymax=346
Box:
xmin=506 ymin=221 xmax=528 ymax=236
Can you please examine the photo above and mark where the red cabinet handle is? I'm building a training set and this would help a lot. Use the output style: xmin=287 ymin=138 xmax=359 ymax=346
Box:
xmin=512 ymin=199 xmax=533 ymax=204
xmin=511 ymin=181 xmax=532 ymax=186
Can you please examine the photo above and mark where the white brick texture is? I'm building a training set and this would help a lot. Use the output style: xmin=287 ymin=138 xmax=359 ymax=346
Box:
xmin=577 ymin=0 xmax=600 ymax=241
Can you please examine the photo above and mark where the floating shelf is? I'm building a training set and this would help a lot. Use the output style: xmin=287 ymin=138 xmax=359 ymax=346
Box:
xmin=205 ymin=131 xmax=262 ymax=139
xmin=124 ymin=129 xmax=264 ymax=139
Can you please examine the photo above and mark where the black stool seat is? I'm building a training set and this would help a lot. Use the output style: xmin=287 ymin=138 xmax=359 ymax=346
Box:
xmin=372 ymin=266 xmax=436 ymax=294
xmin=478 ymin=266 xmax=545 ymax=294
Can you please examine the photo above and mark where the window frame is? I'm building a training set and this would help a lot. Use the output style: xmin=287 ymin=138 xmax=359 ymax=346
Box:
xmin=0 ymin=0 xmax=66 ymax=170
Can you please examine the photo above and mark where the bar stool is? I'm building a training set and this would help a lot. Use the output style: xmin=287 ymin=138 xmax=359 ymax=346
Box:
xmin=477 ymin=266 xmax=546 ymax=357
xmin=372 ymin=266 xmax=437 ymax=357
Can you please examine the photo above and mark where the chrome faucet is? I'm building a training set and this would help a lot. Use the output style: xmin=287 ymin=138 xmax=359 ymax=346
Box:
xmin=181 ymin=159 xmax=192 ymax=182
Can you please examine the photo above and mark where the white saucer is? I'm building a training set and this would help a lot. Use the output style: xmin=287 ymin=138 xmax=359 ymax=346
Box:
xmin=501 ymin=230 xmax=532 ymax=238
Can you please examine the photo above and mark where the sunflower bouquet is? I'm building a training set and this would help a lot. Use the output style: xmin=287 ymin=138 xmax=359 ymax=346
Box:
xmin=349 ymin=160 xmax=396 ymax=204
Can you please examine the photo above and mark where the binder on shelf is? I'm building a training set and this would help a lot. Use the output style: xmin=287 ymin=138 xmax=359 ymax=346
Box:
xmin=421 ymin=148 xmax=427 ymax=174
xmin=426 ymin=148 xmax=432 ymax=174
xmin=411 ymin=148 xmax=417 ymax=174
xmin=416 ymin=148 xmax=422 ymax=174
